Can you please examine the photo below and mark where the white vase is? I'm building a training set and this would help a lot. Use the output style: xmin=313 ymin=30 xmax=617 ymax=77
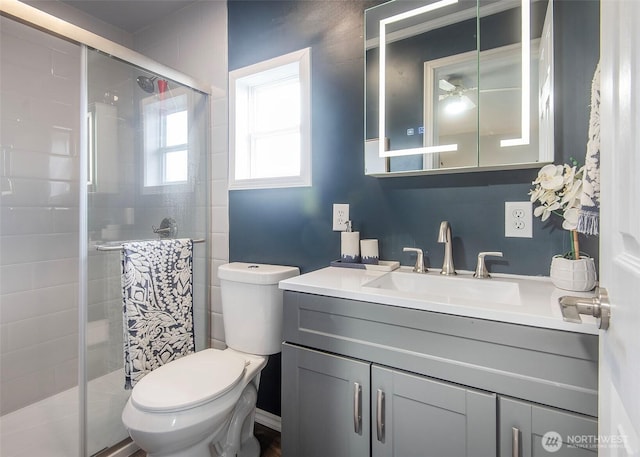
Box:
xmin=550 ymin=255 xmax=597 ymax=292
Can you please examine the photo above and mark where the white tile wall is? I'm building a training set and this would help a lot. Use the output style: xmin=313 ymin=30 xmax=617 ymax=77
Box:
xmin=0 ymin=16 xmax=82 ymax=415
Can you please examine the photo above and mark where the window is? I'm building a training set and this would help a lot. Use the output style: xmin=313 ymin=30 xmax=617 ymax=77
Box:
xmin=142 ymin=90 xmax=190 ymax=190
xmin=230 ymin=48 xmax=311 ymax=189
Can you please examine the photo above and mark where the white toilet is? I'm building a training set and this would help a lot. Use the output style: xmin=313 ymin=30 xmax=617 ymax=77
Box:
xmin=122 ymin=262 xmax=299 ymax=457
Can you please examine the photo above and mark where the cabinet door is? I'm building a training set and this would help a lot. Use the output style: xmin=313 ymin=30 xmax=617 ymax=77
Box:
xmin=500 ymin=397 xmax=598 ymax=457
xmin=372 ymin=365 xmax=497 ymax=457
xmin=281 ymin=343 xmax=371 ymax=457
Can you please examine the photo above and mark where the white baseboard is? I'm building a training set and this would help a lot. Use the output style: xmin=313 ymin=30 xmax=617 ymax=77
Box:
xmin=255 ymin=408 xmax=281 ymax=432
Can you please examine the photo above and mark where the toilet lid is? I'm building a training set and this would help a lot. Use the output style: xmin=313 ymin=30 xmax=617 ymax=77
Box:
xmin=131 ymin=349 xmax=247 ymax=412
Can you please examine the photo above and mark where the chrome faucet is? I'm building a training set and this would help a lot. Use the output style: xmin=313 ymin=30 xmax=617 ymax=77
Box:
xmin=403 ymin=247 xmax=426 ymax=273
xmin=437 ymin=221 xmax=456 ymax=275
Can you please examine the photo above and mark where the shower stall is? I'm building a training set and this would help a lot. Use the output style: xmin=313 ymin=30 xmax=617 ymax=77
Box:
xmin=0 ymin=5 xmax=210 ymax=456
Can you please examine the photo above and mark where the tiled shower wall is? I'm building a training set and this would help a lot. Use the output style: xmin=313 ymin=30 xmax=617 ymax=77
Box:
xmin=0 ymin=16 xmax=81 ymax=414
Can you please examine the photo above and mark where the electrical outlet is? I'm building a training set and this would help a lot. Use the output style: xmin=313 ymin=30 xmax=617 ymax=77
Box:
xmin=333 ymin=203 xmax=350 ymax=231
xmin=505 ymin=201 xmax=533 ymax=238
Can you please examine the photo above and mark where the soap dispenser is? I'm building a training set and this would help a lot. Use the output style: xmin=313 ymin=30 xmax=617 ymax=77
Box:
xmin=340 ymin=221 xmax=360 ymax=263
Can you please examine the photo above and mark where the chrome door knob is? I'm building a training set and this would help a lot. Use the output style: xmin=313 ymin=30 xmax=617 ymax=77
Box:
xmin=559 ymin=287 xmax=611 ymax=330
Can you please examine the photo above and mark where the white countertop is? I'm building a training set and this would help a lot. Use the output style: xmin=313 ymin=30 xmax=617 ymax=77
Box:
xmin=279 ymin=266 xmax=599 ymax=335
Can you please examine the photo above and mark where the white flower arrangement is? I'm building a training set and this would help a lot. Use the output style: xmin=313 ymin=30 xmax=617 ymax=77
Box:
xmin=529 ymin=160 xmax=585 ymax=259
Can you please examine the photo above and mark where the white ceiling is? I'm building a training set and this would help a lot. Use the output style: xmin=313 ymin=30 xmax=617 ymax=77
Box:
xmin=57 ymin=0 xmax=198 ymax=34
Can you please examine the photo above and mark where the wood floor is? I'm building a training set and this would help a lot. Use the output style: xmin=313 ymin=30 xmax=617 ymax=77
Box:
xmin=128 ymin=423 xmax=281 ymax=457
xmin=254 ymin=423 xmax=282 ymax=457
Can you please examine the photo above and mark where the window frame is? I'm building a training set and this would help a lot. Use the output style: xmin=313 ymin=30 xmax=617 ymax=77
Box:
xmin=229 ymin=48 xmax=312 ymax=190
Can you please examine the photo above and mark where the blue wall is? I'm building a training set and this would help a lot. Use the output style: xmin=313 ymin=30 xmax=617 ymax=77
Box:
xmin=228 ymin=0 xmax=599 ymax=416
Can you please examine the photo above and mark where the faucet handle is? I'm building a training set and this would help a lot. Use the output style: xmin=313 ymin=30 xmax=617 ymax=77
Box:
xmin=474 ymin=252 xmax=503 ymax=279
xmin=403 ymin=247 xmax=427 ymax=273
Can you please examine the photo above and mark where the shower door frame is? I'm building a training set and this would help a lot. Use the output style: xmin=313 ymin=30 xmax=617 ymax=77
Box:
xmin=0 ymin=2 xmax=211 ymax=455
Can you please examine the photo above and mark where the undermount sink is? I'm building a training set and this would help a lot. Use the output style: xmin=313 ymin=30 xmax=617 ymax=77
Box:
xmin=362 ymin=269 xmax=522 ymax=306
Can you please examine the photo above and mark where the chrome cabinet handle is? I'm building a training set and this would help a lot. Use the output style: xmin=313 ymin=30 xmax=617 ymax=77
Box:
xmin=559 ymin=286 xmax=611 ymax=330
xmin=376 ymin=389 xmax=385 ymax=442
xmin=353 ymin=382 xmax=362 ymax=434
xmin=512 ymin=427 xmax=521 ymax=457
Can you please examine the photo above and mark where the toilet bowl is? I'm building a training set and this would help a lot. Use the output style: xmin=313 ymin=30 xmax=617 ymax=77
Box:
xmin=122 ymin=262 xmax=299 ymax=457
xmin=122 ymin=349 xmax=266 ymax=457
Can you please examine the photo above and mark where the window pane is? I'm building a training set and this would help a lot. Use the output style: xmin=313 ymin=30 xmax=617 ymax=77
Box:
xmin=252 ymin=132 xmax=300 ymax=178
xmin=164 ymin=150 xmax=188 ymax=182
xmin=230 ymin=47 xmax=311 ymax=189
xmin=166 ymin=110 xmax=188 ymax=147
xmin=253 ymin=79 xmax=300 ymax=132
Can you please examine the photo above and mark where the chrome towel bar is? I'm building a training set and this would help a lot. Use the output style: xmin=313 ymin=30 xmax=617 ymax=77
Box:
xmin=95 ymin=238 xmax=205 ymax=252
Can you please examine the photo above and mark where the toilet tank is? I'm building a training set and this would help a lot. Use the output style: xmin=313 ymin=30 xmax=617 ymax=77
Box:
xmin=218 ymin=262 xmax=299 ymax=355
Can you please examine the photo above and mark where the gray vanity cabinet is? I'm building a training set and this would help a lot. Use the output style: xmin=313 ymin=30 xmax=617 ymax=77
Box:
xmin=281 ymin=290 xmax=599 ymax=457
xmin=499 ymin=397 xmax=598 ymax=457
xmin=282 ymin=343 xmax=497 ymax=457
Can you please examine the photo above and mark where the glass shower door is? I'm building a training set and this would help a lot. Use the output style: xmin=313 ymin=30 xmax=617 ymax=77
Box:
xmin=0 ymin=15 xmax=82 ymax=457
xmin=85 ymin=49 xmax=209 ymax=455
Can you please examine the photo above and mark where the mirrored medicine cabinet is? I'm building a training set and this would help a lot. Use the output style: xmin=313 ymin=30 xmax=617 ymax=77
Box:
xmin=365 ymin=0 xmax=554 ymax=176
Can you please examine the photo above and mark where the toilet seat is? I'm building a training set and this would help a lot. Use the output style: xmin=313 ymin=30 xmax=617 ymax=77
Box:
xmin=131 ymin=349 xmax=247 ymax=413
